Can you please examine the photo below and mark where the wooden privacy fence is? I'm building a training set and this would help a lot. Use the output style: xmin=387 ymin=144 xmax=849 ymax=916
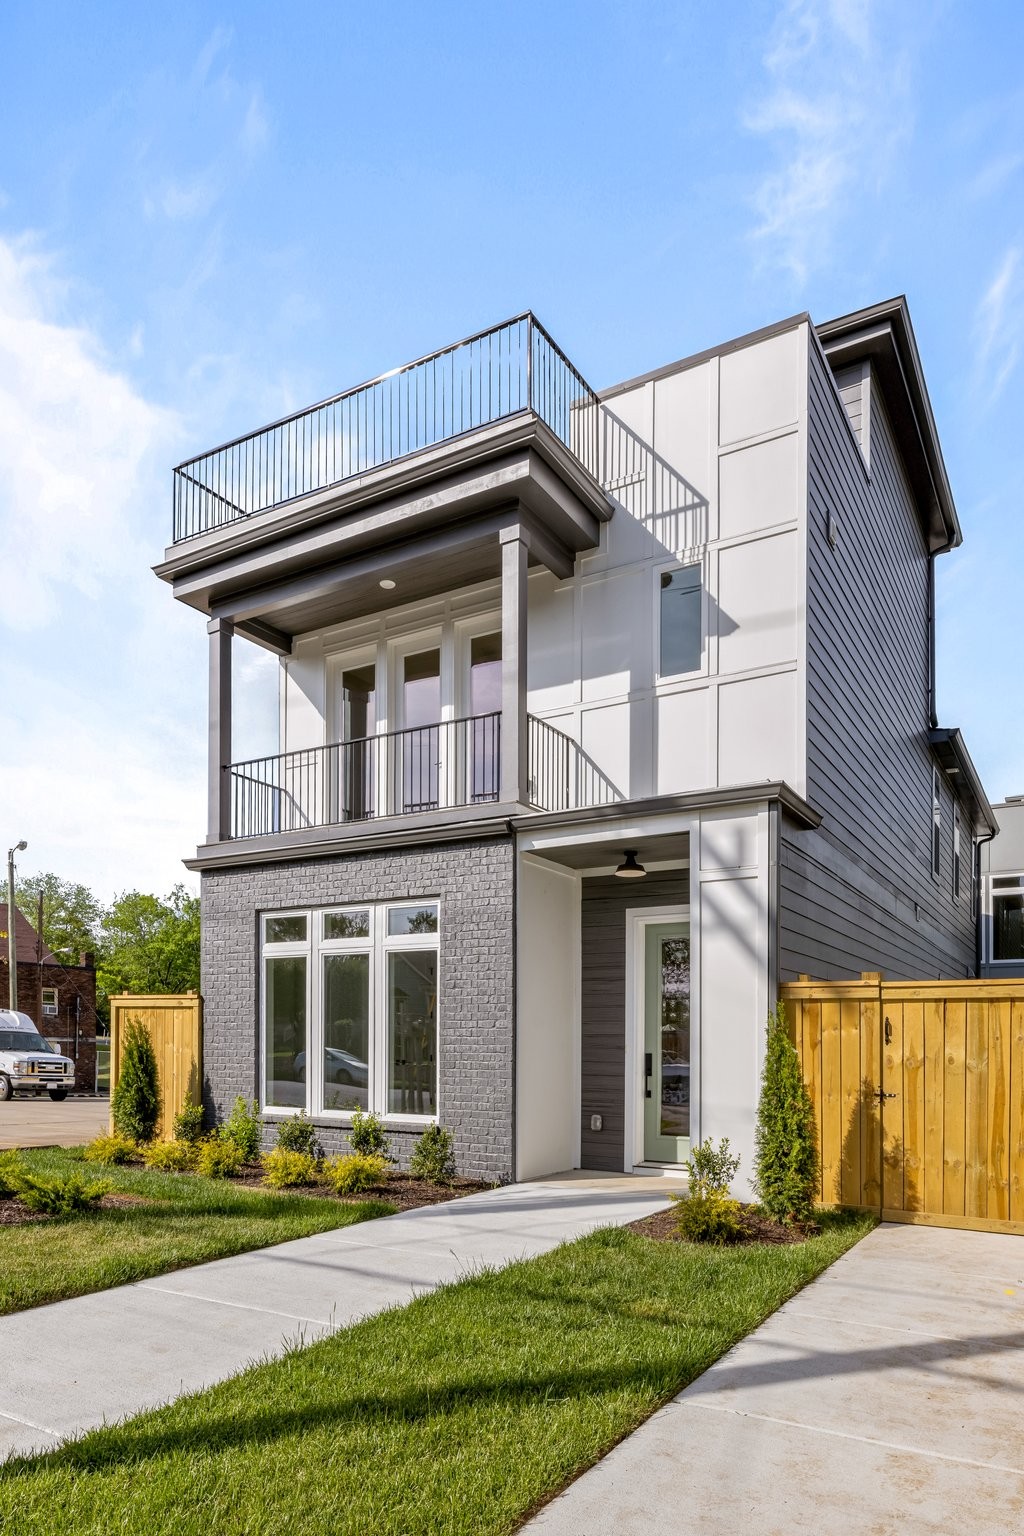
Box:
xmin=108 ymin=994 xmax=203 ymax=1140
xmin=782 ymin=973 xmax=1024 ymax=1235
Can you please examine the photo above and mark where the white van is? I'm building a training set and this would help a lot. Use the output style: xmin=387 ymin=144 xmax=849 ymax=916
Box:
xmin=0 ymin=1009 xmax=75 ymax=1101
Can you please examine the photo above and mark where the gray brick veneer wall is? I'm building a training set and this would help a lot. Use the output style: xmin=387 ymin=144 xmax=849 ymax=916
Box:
xmin=200 ymin=835 xmax=516 ymax=1182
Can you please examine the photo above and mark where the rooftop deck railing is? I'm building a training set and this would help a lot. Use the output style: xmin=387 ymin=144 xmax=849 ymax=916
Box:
xmin=173 ymin=314 xmax=600 ymax=543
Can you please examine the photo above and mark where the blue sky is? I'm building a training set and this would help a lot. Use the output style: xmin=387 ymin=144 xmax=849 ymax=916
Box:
xmin=1 ymin=0 xmax=1022 ymax=899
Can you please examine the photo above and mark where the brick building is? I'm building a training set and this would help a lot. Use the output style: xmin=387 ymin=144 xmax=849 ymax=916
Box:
xmin=0 ymin=904 xmax=99 ymax=1092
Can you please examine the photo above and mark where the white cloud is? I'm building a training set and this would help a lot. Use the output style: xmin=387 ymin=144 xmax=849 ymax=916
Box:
xmin=973 ymin=246 xmax=1023 ymax=404
xmin=744 ymin=0 xmax=913 ymax=284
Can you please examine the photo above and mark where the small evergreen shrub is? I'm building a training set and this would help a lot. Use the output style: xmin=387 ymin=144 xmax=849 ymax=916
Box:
xmin=172 ymin=1100 xmax=205 ymax=1144
xmin=754 ymin=1001 xmax=819 ymax=1224
xmin=686 ymin=1137 xmax=740 ymax=1195
xmin=142 ymin=1140 xmax=196 ymax=1173
xmin=671 ymin=1187 xmax=743 ymax=1245
xmin=111 ymin=1019 xmax=161 ymax=1144
xmin=262 ymin=1147 xmax=320 ymax=1188
xmin=15 ymin=1172 xmax=111 ymax=1216
xmin=83 ymin=1134 xmax=139 ymax=1165
xmin=322 ymin=1152 xmax=388 ymax=1195
xmin=275 ymin=1111 xmax=323 ymax=1160
xmin=0 ymin=1151 xmax=25 ymax=1196
xmin=219 ymin=1097 xmax=263 ymax=1162
xmin=194 ymin=1137 xmax=245 ymax=1179
xmin=409 ymin=1124 xmax=456 ymax=1185
xmin=347 ymin=1108 xmax=391 ymax=1161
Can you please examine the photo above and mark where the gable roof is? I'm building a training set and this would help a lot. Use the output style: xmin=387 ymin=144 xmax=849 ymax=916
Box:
xmin=816 ymin=297 xmax=961 ymax=554
xmin=0 ymin=905 xmax=58 ymax=966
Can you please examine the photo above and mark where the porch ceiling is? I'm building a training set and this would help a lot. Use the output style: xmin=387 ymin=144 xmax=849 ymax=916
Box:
xmin=524 ymin=831 xmax=690 ymax=872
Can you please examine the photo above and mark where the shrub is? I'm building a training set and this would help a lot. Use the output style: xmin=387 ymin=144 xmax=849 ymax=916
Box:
xmin=347 ymin=1108 xmax=392 ymax=1161
xmin=15 ymin=1172 xmax=111 ymax=1216
xmin=193 ymin=1137 xmax=245 ymax=1179
xmin=219 ymin=1097 xmax=263 ymax=1162
xmin=142 ymin=1140 xmax=196 ymax=1173
xmin=83 ymin=1133 xmax=138 ymax=1166
xmin=0 ymin=1151 xmax=24 ymax=1196
xmin=172 ymin=1100 xmax=205 ymax=1144
xmin=262 ymin=1147 xmax=320 ymax=1188
xmin=671 ymin=1187 xmax=743 ymax=1245
xmin=322 ymin=1152 xmax=388 ymax=1195
xmin=409 ymin=1124 xmax=456 ymax=1185
xmin=754 ymin=1001 xmax=819 ymax=1224
xmin=686 ymin=1137 xmax=740 ymax=1196
xmin=275 ymin=1111 xmax=323 ymax=1160
xmin=111 ymin=1019 xmax=161 ymax=1143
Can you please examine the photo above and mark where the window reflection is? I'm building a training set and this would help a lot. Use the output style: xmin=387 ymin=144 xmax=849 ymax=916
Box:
xmin=387 ymin=950 xmax=437 ymax=1116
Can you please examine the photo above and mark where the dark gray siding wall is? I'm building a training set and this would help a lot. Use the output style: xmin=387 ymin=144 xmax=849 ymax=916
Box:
xmin=786 ymin=340 xmax=976 ymax=981
xmin=201 ymin=836 xmax=515 ymax=1181
xmin=580 ymin=868 xmax=690 ymax=1172
xmin=832 ymin=362 xmax=865 ymax=449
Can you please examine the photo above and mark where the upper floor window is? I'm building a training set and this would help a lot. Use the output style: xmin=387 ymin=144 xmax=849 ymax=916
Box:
xmin=659 ymin=565 xmax=702 ymax=677
xmin=931 ymin=768 xmax=941 ymax=880
xmin=952 ymin=803 xmax=962 ymax=902
xmin=992 ymin=876 xmax=1024 ymax=962
xmin=41 ymin=987 xmax=58 ymax=1017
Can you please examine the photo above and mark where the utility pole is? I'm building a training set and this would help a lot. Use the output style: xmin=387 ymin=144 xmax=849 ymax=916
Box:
xmin=6 ymin=840 xmax=27 ymax=1012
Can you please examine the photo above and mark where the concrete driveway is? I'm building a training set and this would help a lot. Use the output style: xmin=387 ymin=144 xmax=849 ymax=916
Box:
xmin=0 ymin=1097 xmax=109 ymax=1149
xmin=525 ymin=1222 xmax=1024 ymax=1535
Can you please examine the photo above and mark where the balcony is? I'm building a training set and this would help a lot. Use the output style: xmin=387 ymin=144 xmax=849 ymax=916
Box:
xmin=229 ymin=714 xmax=622 ymax=841
xmin=172 ymin=313 xmax=601 ymax=544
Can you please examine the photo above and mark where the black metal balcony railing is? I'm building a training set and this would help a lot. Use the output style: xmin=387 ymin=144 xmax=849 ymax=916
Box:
xmin=229 ymin=712 xmax=624 ymax=839
xmin=231 ymin=713 xmax=501 ymax=839
xmin=174 ymin=314 xmax=600 ymax=543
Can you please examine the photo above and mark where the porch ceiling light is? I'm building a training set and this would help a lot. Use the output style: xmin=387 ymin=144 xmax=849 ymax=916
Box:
xmin=615 ymin=849 xmax=646 ymax=879
xmin=379 ymin=578 xmax=397 ymax=590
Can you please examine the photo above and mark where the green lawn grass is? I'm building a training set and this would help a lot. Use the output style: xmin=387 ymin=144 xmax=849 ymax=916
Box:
xmin=0 ymin=1147 xmax=391 ymax=1316
xmin=0 ymin=1210 xmax=875 ymax=1535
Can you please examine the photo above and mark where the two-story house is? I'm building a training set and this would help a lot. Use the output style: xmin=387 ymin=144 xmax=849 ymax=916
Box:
xmin=156 ymin=299 xmax=995 ymax=1189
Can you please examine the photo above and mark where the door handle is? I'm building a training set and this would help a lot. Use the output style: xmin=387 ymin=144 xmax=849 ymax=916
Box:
xmin=644 ymin=1051 xmax=653 ymax=1100
xmin=884 ymin=1017 xmax=893 ymax=1046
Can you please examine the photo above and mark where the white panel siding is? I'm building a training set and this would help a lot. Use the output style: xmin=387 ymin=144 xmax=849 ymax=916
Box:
xmin=717 ymin=530 xmax=798 ymax=674
xmin=719 ymin=327 xmax=800 ymax=445
xmin=719 ymin=432 xmax=799 ymax=540
xmin=718 ymin=671 xmax=797 ymax=787
xmin=516 ymin=858 xmax=579 ymax=1180
xmin=656 ymin=688 xmax=710 ymax=793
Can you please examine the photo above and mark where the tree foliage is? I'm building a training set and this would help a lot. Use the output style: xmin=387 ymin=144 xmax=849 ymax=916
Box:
xmin=100 ymin=885 xmax=200 ymax=997
xmin=15 ymin=873 xmax=103 ymax=963
xmin=753 ymin=1002 xmax=819 ymax=1224
xmin=111 ymin=1019 xmax=161 ymax=1143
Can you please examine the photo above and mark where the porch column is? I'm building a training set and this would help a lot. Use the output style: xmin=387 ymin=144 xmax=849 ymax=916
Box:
xmin=207 ymin=617 xmax=234 ymax=843
xmin=500 ymin=526 xmax=529 ymax=807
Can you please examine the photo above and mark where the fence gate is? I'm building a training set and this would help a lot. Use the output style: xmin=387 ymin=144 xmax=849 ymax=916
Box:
xmin=781 ymin=974 xmax=1024 ymax=1234
xmin=108 ymin=993 xmax=203 ymax=1141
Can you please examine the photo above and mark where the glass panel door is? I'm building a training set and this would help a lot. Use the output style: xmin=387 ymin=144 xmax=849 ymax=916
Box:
xmin=469 ymin=633 xmax=500 ymax=802
xmin=400 ymin=648 xmax=441 ymax=812
xmin=643 ymin=922 xmax=690 ymax=1163
xmin=341 ymin=663 xmax=376 ymax=821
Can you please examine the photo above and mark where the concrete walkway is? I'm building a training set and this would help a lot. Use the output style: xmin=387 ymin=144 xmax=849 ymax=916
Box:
xmin=0 ymin=1172 xmax=676 ymax=1462
xmin=526 ymin=1222 xmax=1024 ymax=1535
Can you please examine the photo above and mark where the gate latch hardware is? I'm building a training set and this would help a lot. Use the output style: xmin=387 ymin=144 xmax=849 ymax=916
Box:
xmin=874 ymin=1089 xmax=897 ymax=1103
xmin=644 ymin=1052 xmax=653 ymax=1100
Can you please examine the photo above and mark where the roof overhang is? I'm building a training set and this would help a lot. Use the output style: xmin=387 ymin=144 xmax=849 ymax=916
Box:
xmin=816 ymin=298 xmax=961 ymax=554
xmin=930 ymin=727 xmax=998 ymax=836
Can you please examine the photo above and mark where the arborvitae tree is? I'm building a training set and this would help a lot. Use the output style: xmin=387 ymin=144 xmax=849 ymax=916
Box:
xmin=111 ymin=1020 xmax=161 ymax=1143
xmin=753 ymin=1001 xmax=818 ymax=1223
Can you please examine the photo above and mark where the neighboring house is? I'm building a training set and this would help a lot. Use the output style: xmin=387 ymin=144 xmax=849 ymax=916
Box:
xmin=155 ymin=299 xmax=995 ymax=1188
xmin=0 ymin=904 xmax=98 ymax=1090
xmin=980 ymin=797 xmax=1024 ymax=978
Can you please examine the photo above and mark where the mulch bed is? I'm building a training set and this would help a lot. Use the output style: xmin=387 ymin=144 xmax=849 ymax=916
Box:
xmin=0 ymin=1190 xmax=151 ymax=1226
xmin=228 ymin=1170 xmax=490 ymax=1210
xmin=627 ymin=1204 xmax=818 ymax=1246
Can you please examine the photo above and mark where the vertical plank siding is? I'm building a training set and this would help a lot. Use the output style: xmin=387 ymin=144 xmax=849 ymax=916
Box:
xmin=109 ymin=994 xmax=203 ymax=1141
xmin=783 ymin=977 xmax=1024 ymax=1234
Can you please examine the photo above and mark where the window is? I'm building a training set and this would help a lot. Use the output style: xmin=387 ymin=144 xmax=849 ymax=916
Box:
xmin=992 ymin=877 xmax=1024 ymax=963
xmin=41 ymin=987 xmax=58 ymax=1017
xmin=261 ymin=901 xmax=439 ymax=1119
xmin=932 ymin=768 xmax=941 ymax=880
xmin=659 ymin=565 xmax=702 ymax=676
xmin=952 ymin=803 xmax=961 ymax=902
xmin=971 ymin=840 xmax=980 ymax=922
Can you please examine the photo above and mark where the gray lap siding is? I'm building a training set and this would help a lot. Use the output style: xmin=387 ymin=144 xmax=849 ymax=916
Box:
xmin=200 ymin=835 xmax=515 ymax=1181
xmin=792 ymin=340 xmax=975 ymax=981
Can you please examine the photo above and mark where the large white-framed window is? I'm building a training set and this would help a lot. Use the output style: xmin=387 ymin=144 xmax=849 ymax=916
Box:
xmin=261 ymin=900 xmax=440 ymax=1121
xmin=656 ymin=562 xmax=704 ymax=681
xmin=991 ymin=876 xmax=1024 ymax=965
